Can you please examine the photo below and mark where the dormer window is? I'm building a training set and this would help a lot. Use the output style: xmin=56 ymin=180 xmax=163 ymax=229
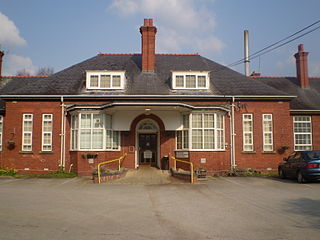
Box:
xmin=172 ymin=71 xmax=209 ymax=90
xmin=86 ymin=71 xmax=125 ymax=89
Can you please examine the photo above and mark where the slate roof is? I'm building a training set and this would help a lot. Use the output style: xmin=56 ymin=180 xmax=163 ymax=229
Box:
xmin=257 ymin=77 xmax=320 ymax=111
xmin=0 ymin=54 xmax=288 ymax=97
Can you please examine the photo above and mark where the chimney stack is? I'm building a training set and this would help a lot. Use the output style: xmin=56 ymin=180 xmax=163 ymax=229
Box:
xmin=244 ymin=30 xmax=250 ymax=76
xmin=294 ymin=44 xmax=309 ymax=88
xmin=140 ymin=18 xmax=157 ymax=72
xmin=0 ymin=51 xmax=4 ymax=78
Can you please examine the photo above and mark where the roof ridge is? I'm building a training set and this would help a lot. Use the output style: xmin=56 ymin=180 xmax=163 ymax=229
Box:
xmin=98 ymin=53 xmax=139 ymax=56
xmin=250 ymin=76 xmax=293 ymax=79
xmin=97 ymin=53 xmax=199 ymax=56
xmin=250 ymin=76 xmax=320 ymax=79
xmin=156 ymin=53 xmax=199 ymax=56
xmin=1 ymin=75 xmax=48 ymax=78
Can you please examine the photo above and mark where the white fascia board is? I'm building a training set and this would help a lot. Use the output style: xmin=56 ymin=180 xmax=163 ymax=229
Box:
xmin=0 ymin=94 xmax=296 ymax=99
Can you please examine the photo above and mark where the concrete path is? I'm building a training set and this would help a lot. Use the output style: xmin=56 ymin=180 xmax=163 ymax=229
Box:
xmin=107 ymin=166 xmax=185 ymax=185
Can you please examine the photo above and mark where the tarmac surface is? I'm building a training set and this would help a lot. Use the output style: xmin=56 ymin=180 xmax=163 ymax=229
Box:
xmin=0 ymin=170 xmax=319 ymax=240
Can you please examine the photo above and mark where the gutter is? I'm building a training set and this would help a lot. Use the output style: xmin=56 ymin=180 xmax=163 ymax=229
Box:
xmin=66 ymin=102 xmax=230 ymax=112
xmin=0 ymin=94 xmax=297 ymax=100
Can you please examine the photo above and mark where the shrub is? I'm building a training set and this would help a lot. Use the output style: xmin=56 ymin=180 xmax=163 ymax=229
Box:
xmin=0 ymin=169 xmax=17 ymax=176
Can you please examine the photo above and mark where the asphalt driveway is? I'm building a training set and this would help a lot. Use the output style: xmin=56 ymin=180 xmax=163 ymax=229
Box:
xmin=0 ymin=176 xmax=319 ymax=240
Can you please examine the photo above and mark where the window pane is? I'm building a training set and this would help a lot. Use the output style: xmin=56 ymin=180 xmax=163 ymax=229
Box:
xmin=23 ymin=133 xmax=31 ymax=144
xmin=183 ymin=130 xmax=189 ymax=149
xmin=113 ymin=131 xmax=120 ymax=149
xmin=105 ymin=115 xmax=112 ymax=129
xmin=112 ymin=75 xmax=121 ymax=87
xmin=182 ymin=115 xmax=189 ymax=129
xmin=43 ymin=121 xmax=52 ymax=132
xmin=24 ymin=121 xmax=32 ymax=131
xmin=204 ymin=129 xmax=214 ymax=149
xmin=192 ymin=129 xmax=202 ymax=149
xmin=177 ymin=131 xmax=182 ymax=149
xmin=43 ymin=133 xmax=51 ymax=144
xmin=204 ymin=114 xmax=214 ymax=128
xmin=80 ymin=130 xmax=91 ymax=149
xmin=92 ymin=130 xmax=103 ymax=149
xmin=80 ymin=114 xmax=91 ymax=128
xmin=192 ymin=114 xmax=202 ymax=128
xmin=90 ymin=75 xmax=99 ymax=87
xmin=106 ymin=130 xmax=112 ymax=149
xmin=175 ymin=76 xmax=184 ymax=87
xmin=198 ymin=76 xmax=206 ymax=88
xmin=100 ymin=75 xmax=111 ymax=88
xmin=186 ymin=75 xmax=196 ymax=88
xmin=93 ymin=114 xmax=103 ymax=128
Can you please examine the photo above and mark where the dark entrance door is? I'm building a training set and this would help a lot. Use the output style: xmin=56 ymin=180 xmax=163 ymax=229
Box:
xmin=139 ymin=134 xmax=157 ymax=166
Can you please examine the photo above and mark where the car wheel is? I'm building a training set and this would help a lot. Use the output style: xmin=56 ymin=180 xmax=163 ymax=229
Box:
xmin=279 ymin=168 xmax=286 ymax=179
xmin=297 ymin=171 xmax=306 ymax=184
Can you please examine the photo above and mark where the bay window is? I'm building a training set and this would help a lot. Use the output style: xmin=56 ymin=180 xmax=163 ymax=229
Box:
xmin=177 ymin=112 xmax=225 ymax=151
xmin=71 ymin=112 xmax=120 ymax=151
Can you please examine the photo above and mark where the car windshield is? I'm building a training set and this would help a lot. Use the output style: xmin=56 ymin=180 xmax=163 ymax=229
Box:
xmin=303 ymin=151 xmax=320 ymax=160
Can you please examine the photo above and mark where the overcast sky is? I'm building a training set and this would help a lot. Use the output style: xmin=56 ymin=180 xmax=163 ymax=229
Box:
xmin=1 ymin=0 xmax=320 ymax=77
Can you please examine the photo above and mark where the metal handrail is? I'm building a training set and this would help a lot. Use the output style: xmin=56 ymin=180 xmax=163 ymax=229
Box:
xmin=97 ymin=153 xmax=127 ymax=184
xmin=171 ymin=156 xmax=194 ymax=183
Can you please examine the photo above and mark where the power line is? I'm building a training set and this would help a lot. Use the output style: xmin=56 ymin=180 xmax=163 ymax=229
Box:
xmin=226 ymin=19 xmax=320 ymax=69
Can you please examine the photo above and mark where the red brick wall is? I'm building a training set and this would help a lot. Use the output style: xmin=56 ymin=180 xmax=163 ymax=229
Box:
xmin=234 ymin=101 xmax=293 ymax=172
xmin=312 ymin=115 xmax=320 ymax=150
xmin=1 ymin=100 xmax=62 ymax=173
xmin=0 ymin=98 xmax=306 ymax=175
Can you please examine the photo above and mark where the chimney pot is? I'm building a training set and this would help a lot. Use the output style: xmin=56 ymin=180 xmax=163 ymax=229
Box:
xmin=298 ymin=44 xmax=304 ymax=52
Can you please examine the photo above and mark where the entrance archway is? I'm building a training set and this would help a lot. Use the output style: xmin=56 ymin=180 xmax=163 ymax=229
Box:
xmin=136 ymin=119 xmax=159 ymax=168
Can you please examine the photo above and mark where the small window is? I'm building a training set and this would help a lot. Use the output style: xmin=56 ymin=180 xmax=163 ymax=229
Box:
xmin=262 ymin=114 xmax=273 ymax=152
xmin=42 ymin=114 xmax=53 ymax=151
xmin=172 ymin=71 xmax=209 ymax=90
xmin=22 ymin=114 xmax=33 ymax=151
xmin=243 ymin=114 xmax=253 ymax=151
xmin=86 ymin=71 xmax=125 ymax=89
xmin=294 ymin=116 xmax=312 ymax=151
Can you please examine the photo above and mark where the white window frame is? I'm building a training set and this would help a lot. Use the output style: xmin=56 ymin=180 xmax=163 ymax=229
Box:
xmin=71 ymin=115 xmax=78 ymax=150
xmin=22 ymin=114 xmax=33 ymax=152
xmin=172 ymin=71 xmax=210 ymax=90
xmin=176 ymin=112 xmax=225 ymax=151
xmin=293 ymin=116 xmax=312 ymax=151
xmin=42 ymin=114 xmax=53 ymax=152
xmin=176 ymin=114 xmax=189 ymax=150
xmin=243 ymin=114 xmax=254 ymax=152
xmin=0 ymin=116 xmax=3 ymax=151
xmin=86 ymin=71 xmax=125 ymax=90
xmin=262 ymin=114 xmax=273 ymax=152
xmin=70 ymin=112 xmax=120 ymax=151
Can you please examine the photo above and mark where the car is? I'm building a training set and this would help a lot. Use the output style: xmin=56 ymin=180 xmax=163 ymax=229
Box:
xmin=278 ymin=150 xmax=320 ymax=183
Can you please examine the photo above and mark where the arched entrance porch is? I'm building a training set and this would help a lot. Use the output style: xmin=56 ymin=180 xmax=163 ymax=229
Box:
xmin=130 ymin=114 xmax=166 ymax=169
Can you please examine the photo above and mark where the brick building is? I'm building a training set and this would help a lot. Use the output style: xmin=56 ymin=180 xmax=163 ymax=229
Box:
xmin=0 ymin=19 xmax=319 ymax=176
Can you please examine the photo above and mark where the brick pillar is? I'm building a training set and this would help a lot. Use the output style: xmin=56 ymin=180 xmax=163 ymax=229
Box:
xmin=0 ymin=51 xmax=4 ymax=78
xmin=294 ymin=44 xmax=309 ymax=88
xmin=140 ymin=18 xmax=157 ymax=72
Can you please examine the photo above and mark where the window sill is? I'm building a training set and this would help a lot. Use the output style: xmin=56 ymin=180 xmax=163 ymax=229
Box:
xmin=19 ymin=151 xmax=33 ymax=154
xmin=40 ymin=151 xmax=54 ymax=154
xmin=262 ymin=151 xmax=276 ymax=154
xmin=242 ymin=151 xmax=256 ymax=154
